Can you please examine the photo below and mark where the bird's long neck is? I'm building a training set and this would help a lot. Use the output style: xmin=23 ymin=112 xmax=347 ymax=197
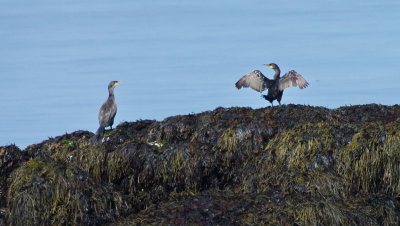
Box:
xmin=273 ymin=67 xmax=281 ymax=80
xmin=108 ymin=87 xmax=115 ymax=97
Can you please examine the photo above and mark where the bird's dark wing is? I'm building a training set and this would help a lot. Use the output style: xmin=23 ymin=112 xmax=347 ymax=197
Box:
xmin=98 ymin=98 xmax=117 ymax=127
xmin=235 ymin=70 xmax=272 ymax=92
xmin=278 ymin=70 xmax=309 ymax=91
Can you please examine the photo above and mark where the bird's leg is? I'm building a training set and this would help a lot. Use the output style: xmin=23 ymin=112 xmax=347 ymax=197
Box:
xmin=110 ymin=126 xmax=113 ymax=130
xmin=278 ymin=101 xmax=281 ymax=106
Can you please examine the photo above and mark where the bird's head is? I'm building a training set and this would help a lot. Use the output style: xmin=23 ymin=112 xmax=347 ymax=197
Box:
xmin=108 ymin=81 xmax=122 ymax=89
xmin=263 ymin=63 xmax=278 ymax=69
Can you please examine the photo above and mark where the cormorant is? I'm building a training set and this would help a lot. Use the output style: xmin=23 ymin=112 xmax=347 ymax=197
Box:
xmin=235 ymin=63 xmax=309 ymax=106
xmin=96 ymin=81 xmax=121 ymax=137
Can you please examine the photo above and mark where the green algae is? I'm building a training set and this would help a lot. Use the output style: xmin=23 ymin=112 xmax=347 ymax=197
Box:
xmin=61 ymin=139 xmax=74 ymax=148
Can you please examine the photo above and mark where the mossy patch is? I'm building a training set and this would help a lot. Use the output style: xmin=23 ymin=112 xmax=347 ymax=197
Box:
xmin=61 ymin=139 xmax=74 ymax=148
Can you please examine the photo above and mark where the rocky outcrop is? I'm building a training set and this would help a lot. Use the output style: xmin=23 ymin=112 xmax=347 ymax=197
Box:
xmin=1 ymin=104 xmax=400 ymax=225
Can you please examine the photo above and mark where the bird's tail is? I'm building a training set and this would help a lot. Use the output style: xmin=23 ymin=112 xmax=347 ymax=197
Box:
xmin=262 ymin=95 xmax=274 ymax=104
xmin=89 ymin=126 xmax=105 ymax=145
xmin=96 ymin=126 xmax=105 ymax=137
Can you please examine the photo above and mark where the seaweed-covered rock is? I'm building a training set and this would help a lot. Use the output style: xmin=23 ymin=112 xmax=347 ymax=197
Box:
xmin=1 ymin=104 xmax=400 ymax=225
xmin=0 ymin=145 xmax=25 ymax=207
xmin=7 ymin=159 xmax=128 ymax=225
xmin=0 ymin=145 xmax=28 ymax=225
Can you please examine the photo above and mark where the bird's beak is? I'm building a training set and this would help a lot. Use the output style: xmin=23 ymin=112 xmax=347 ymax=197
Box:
xmin=116 ymin=81 xmax=122 ymax=85
xmin=263 ymin=64 xmax=272 ymax=68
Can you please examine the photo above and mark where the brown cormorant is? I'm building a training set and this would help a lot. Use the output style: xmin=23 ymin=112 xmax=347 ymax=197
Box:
xmin=235 ymin=63 xmax=309 ymax=106
xmin=96 ymin=81 xmax=121 ymax=137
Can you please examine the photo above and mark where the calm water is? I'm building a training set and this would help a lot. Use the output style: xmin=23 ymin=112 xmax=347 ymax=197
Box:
xmin=1 ymin=0 xmax=400 ymax=148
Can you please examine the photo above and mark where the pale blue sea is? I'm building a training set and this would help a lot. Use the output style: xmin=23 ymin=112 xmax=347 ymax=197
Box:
xmin=1 ymin=0 xmax=399 ymax=148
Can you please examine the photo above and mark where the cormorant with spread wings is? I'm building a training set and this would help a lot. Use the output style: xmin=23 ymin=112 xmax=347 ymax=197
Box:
xmin=235 ymin=63 xmax=309 ymax=106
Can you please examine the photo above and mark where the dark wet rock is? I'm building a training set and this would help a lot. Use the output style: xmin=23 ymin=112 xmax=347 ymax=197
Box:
xmin=311 ymin=151 xmax=335 ymax=172
xmin=1 ymin=104 xmax=400 ymax=225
